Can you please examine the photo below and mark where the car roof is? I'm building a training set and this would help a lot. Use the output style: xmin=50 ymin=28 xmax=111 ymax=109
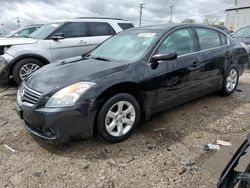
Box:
xmin=54 ymin=17 xmax=131 ymax=23
xmin=25 ymin=24 xmax=44 ymax=27
xmin=131 ymin=23 xmax=226 ymax=34
xmin=22 ymin=24 xmax=44 ymax=28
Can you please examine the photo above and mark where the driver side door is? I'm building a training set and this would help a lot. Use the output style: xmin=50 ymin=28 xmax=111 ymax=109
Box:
xmin=50 ymin=22 xmax=91 ymax=62
xmin=148 ymin=27 xmax=204 ymax=113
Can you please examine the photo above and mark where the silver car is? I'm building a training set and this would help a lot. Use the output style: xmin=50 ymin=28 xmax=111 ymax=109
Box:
xmin=0 ymin=17 xmax=134 ymax=84
xmin=0 ymin=24 xmax=43 ymax=39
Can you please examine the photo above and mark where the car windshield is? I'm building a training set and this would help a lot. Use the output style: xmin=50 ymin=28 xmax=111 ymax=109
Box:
xmin=233 ymin=27 xmax=250 ymax=38
xmin=89 ymin=30 xmax=163 ymax=62
xmin=29 ymin=22 xmax=63 ymax=39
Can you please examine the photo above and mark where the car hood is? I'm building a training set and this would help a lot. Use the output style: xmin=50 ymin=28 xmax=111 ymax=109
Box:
xmin=0 ymin=37 xmax=37 ymax=46
xmin=26 ymin=56 xmax=129 ymax=94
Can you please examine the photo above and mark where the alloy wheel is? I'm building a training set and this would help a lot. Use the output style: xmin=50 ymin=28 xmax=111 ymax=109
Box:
xmin=105 ymin=101 xmax=136 ymax=137
xmin=19 ymin=63 xmax=40 ymax=80
xmin=226 ymin=69 xmax=238 ymax=92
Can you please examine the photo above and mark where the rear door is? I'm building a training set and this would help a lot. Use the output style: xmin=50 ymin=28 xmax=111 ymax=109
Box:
xmin=50 ymin=22 xmax=90 ymax=61
xmin=148 ymin=27 xmax=204 ymax=112
xmin=86 ymin=22 xmax=116 ymax=50
xmin=194 ymin=27 xmax=230 ymax=90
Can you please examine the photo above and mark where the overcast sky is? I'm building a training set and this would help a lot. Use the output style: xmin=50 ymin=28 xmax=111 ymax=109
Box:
xmin=0 ymin=0 xmax=238 ymax=32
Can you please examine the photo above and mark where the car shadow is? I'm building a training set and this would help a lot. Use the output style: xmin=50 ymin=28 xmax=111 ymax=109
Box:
xmin=0 ymin=79 xmax=18 ymax=89
xmin=35 ymin=80 xmax=250 ymax=161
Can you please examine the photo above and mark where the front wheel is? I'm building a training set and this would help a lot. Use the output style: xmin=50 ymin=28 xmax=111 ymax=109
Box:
xmin=221 ymin=66 xmax=239 ymax=96
xmin=13 ymin=58 xmax=44 ymax=84
xmin=97 ymin=93 xmax=141 ymax=143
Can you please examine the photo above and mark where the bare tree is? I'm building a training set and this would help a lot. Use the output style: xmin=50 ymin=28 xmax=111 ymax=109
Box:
xmin=203 ymin=15 xmax=219 ymax=25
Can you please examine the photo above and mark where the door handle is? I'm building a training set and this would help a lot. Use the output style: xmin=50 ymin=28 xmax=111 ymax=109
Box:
xmin=166 ymin=76 xmax=179 ymax=86
xmin=192 ymin=61 xmax=199 ymax=68
xmin=78 ymin=40 xmax=87 ymax=44
xmin=225 ymin=51 xmax=231 ymax=57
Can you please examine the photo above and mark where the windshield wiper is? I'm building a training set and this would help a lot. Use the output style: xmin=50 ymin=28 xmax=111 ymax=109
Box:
xmin=91 ymin=56 xmax=110 ymax=62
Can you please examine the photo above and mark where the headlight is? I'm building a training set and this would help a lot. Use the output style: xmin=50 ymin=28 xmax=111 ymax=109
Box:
xmin=45 ymin=82 xmax=95 ymax=108
xmin=17 ymin=83 xmax=24 ymax=104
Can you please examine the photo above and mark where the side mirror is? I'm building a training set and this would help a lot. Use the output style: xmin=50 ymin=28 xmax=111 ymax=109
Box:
xmin=51 ymin=33 xmax=65 ymax=41
xmin=152 ymin=51 xmax=177 ymax=62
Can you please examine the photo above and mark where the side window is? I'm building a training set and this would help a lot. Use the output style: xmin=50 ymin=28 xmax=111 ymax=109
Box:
xmin=220 ymin=33 xmax=228 ymax=45
xmin=158 ymin=28 xmax=195 ymax=56
xmin=87 ymin=22 xmax=116 ymax=36
xmin=196 ymin=28 xmax=221 ymax=50
xmin=118 ymin=23 xmax=134 ymax=30
xmin=57 ymin=22 xmax=86 ymax=38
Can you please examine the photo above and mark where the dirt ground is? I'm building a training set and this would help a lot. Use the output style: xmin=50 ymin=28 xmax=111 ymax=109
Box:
xmin=1 ymin=71 xmax=250 ymax=188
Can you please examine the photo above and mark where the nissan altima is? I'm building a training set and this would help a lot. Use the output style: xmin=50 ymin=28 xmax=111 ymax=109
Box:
xmin=16 ymin=24 xmax=249 ymax=144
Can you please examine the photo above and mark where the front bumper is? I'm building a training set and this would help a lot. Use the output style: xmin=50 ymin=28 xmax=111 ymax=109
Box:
xmin=16 ymin=100 xmax=97 ymax=144
xmin=0 ymin=53 xmax=14 ymax=84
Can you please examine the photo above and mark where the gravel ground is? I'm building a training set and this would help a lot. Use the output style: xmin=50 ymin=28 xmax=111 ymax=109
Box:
xmin=0 ymin=71 xmax=250 ymax=188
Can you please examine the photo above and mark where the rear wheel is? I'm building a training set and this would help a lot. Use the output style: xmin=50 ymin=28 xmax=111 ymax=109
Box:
xmin=221 ymin=66 xmax=239 ymax=96
xmin=97 ymin=93 xmax=140 ymax=143
xmin=13 ymin=58 xmax=44 ymax=84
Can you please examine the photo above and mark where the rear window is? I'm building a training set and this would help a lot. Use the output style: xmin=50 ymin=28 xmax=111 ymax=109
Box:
xmin=118 ymin=23 xmax=134 ymax=30
xmin=87 ymin=22 xmax=116 ymax=36
xmin=196 ymin=28 xmax=221 ymax=50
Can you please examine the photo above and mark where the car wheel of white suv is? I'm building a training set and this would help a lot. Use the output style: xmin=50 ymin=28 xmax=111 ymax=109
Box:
xmin=13 ymin=58 xmax=44 ymax=84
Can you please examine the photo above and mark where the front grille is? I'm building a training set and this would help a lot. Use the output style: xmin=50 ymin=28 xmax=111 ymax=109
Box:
xmin=21 ymin=85 xmax=42 ymax=105
xmin=25 ymin=120 xmax=43 ymax=134
xmin=24 ymin=120 xmax=57 ymax=140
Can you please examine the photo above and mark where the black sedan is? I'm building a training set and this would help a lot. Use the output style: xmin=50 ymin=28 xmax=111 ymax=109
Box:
xmin=16 ymin=24 xmax=249 ymax=144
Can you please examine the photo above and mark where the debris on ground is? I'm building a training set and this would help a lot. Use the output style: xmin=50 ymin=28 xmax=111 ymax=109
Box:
xmin=154 ymin=128 xmax=166 ymax=132
xmin=226 ymin=125 xmax=233 ymax=130
xmin=236 ymin=89 xmax=243 ymax=92
xmin=203 ymin=144 xmax=221 ymax=150
xmin=181 ymin=160 xmax=196 ymax=167
xmin=0 ymin=121 xmax=8 ymax=127
xmin=179 ymin=167 xmax=187 ymax=175
xmin=126 ymin=156 xmax=135 ymax=163
xmin=4 ymin=144 xmax=17 ymax=153
xmin=216 ymin=140 xmax=232 ymax=146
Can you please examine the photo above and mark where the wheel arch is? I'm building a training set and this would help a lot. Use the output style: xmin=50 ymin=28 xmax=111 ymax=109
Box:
xmin=93 ymin=82 xmax=148 ymax=136
xmin=9 ymin=54 xmax=50 ymax=75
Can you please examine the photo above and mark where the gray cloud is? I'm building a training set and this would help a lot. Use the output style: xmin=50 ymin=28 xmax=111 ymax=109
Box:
xmin=0 ymin=0 xmax=237 ymax=32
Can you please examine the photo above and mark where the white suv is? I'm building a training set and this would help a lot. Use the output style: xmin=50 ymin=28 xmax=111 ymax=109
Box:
xmin=0 ymin=17 xmax=134 ymax=84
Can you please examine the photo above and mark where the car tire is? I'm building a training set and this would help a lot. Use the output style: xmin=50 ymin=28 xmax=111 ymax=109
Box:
xmin=13 ymin=58 xmax=44 ymax=84
xmin=221 ymin=66 xmax=239 ymax=96
xmin=97 ymin=93 xmax=141 ymax=143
